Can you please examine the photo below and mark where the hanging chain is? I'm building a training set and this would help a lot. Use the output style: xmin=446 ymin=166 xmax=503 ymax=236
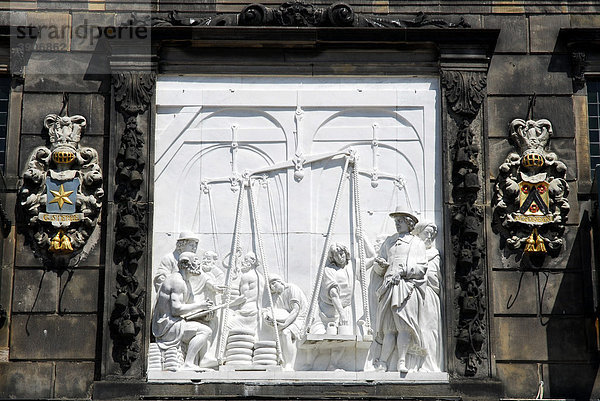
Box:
xmin=217 ymin=179 xmax=245 ymax=364
xmin=265 ymin=181 xmax=284 ymax=273
xmin=304 ymin=155 xmax=351 ymax=337
xmin=248 ymin=179 xmax=284 ymax=365
xmin=207 ymin=185 xmax=221 ymax=254
xmin=352 ymin=155 xmax=371 ymax=332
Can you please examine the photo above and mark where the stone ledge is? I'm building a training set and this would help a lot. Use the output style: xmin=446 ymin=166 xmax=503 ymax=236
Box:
xmin=93 ymin=379 xmax=504 ymax=401
xmin=147 ymin=370 xmax=450 ymax=383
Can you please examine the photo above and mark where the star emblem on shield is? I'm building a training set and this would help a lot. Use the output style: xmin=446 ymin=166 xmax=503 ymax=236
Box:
xmin=46 ymin=178 xmax=79 ymax=214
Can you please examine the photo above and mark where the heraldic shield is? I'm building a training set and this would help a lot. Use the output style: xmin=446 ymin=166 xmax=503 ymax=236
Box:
xmin=492 ymin=118 xmax=570 ymax=257
xmin=17 ymin=114 xmax=103 ymax=267
xmin=517 ymin=181 xmax=551 ymax=222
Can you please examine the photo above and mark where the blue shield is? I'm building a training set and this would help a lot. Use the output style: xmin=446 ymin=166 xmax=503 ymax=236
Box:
xmin=46 ymin=178 xmax=79 ymax=214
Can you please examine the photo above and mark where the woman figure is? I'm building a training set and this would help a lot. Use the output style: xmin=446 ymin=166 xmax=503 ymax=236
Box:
xmin=413 ymin=221 xmax=443 ymax=372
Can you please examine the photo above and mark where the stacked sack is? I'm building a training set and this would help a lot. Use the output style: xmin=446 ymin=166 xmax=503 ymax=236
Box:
xmin=225 ymin=328 xmax=255 ymax=365
xmin=252 ymin=340 xmax=278 ymax=366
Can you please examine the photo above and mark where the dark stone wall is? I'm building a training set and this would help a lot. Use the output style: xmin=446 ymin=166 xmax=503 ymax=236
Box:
xmin=0 ymin=44 xmax=110 ymax=397
xmin=0 ymin=1 xmax=599 ymax=399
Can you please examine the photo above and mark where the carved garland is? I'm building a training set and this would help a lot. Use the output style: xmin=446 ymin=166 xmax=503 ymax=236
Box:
xmin=109 ymin=71 xmax=156 ymax=372
xmin=442 ymin=70 xmax=487 ymax=376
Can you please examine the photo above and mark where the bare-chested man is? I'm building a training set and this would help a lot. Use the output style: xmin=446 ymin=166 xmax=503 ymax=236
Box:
xmin=235 ymin=252 xmax=264 ymax=333
xmin=152 ymin=252 xmax=215 ymax=370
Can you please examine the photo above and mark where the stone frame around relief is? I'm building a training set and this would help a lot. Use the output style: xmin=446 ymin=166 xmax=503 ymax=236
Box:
xmin=98 ymin=19 xmax=499 ymax=391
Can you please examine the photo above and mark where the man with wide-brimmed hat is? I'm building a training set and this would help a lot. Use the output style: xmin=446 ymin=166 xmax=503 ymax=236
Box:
xmin=372 ymin=207 xmax=428 ymax=373
xmin=153 ymin=231 xmax=199 ymax=293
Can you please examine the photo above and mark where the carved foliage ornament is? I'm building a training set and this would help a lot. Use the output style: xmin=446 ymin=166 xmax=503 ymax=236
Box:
xmin=17 ymin=114 xmax=103 ymax=267
xmin=153 ymin=2 xmax=470 ymax=28
xmin=109 ymin=71 xmax=155 ymax=373
xmin=493 ymin=119 xmax=569 ymax=257
xmin=442 ymin=69 xmax=487 ymax=376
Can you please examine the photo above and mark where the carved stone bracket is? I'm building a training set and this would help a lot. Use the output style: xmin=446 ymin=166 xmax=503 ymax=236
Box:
xmin=109 ymin=71 xmax=156 ymax=373
xmin=442 ymin=69 xmax=487 ymax=377
xmin=571 ymin=51 xmax=588 ymax=92
xmin=153 ymin=2 xmax=470 ymax=28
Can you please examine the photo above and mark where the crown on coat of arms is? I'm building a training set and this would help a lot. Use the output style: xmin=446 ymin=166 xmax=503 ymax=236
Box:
xmin=44 ymin=114 xmax=87 ymax=165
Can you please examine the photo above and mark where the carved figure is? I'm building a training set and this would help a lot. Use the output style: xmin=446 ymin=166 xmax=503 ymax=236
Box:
xmin=233 ymin=251 xmax=264 ymax=334
xmin=493 ymin=119 xmax=570 ymax=256
xmin=371 ymin=209 xmax=427 ymax=373
xmin=307 ymin=243 xmax=355 ymax=371
xmin=199 ymin=250 xmax=225 ymax=303
xmin=151 ymin=252 xmax=215 ymax=371
xmin=316 ymin=243 xmax=354 ymax=334
xmin=413 ymin=221 xmax=443 ymax=372
xmin=265 ymin=274 xmax=309 ymax=370
xmin=153 ymin=232 xmax=199 ymax=293
xmin=17 ymin=114 xmax=103 ymax=266
xmin=201 ymin=250 xmax=225 ymax=283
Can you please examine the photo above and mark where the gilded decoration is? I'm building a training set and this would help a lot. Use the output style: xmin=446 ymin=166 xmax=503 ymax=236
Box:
xmin=17 ymin=114 xmax=103 ymax=266
xmin=493 ymin=119 xmax=570 ymax=258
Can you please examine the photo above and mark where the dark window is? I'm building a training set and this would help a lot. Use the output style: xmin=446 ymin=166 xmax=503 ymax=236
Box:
xmin=0 ymin=77 xmax=8 ymax=172
xmin=588 ymin=79 xmax=600 ymax=177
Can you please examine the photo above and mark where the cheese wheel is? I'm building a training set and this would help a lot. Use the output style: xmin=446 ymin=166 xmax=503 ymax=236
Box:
xmin=229 ymin=328 xmax=255 ymax=336
xmin=225 ymin=348 xmax=253 ymax=357
xmin=227 ymin=334 xmax=255 ymax=343
xmin=254 ymin=340 xmax=277 ymax=348
xmin=226 ymin=341 xmax=254 ymax=349
xmin=253 ymin=355 xmax=278 ymax=362
xmin=253 ymin=347 xmax=277 ymax=356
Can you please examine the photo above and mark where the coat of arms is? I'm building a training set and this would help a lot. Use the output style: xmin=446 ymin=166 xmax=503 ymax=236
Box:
xmin=493 ymin=118 xmax=570 ymax=257
xmin=18 ymin=114 xmax=103 ymax=266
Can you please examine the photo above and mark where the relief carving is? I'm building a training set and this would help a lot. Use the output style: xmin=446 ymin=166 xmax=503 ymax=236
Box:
xmin=17 ymin=114 xmax=103 ymax=267
xmin=149 ymin=79 xmax=445 ymax=378
xmin=493 ymin=119 xmax=569 ymax=258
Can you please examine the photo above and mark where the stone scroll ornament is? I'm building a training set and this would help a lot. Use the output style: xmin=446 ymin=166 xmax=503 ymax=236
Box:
xmin=493 ymin=119 xmax=569 ymax=257
xmin=17 ymin=114 xmax=103 ymax=267
xmin=153 ymin=1 xmax=470 ymax=28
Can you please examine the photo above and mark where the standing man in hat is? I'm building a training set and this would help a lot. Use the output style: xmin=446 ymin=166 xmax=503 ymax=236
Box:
xmin=154 ymin=231 xmax=200 ymax=293
xmin=370 ymin=208 xmax=428 ymax=373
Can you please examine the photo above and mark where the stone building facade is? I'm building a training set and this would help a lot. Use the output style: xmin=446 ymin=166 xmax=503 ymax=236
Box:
xmin=0 ymin=1 xmax=599 ymax=400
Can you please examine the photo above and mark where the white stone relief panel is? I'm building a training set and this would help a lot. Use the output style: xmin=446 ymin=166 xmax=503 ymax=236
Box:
xmin=151 ymin=77 xmax=445 ymax=382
